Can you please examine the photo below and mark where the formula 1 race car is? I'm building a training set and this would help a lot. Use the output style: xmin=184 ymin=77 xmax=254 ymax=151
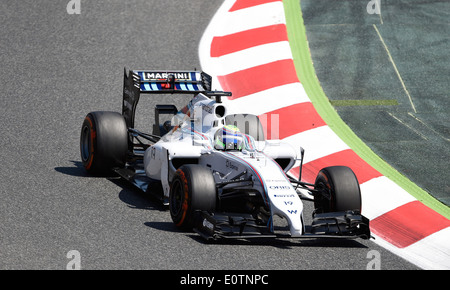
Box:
xmin=80 ymin=69 xmax=370 ymax=241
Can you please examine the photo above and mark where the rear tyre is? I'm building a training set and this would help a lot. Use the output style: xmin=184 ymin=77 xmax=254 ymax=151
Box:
xmin=314 ymin=166 xmax=361 ymax=213
xmin=80 ymin=111 xmax=128 ymax=175
xmin=169 ymin=165 xmax=216 ymax=230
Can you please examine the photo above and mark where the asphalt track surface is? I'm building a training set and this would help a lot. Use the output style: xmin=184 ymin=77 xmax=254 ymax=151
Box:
xmin=301 ymin=0 xmax=450 ymax=206
xmin=0 ymin=1 xmax=419 ymax=270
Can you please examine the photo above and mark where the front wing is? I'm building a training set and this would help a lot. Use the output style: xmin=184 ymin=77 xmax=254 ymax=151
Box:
xmin=193 ymin=210 xmax=371 ymax=241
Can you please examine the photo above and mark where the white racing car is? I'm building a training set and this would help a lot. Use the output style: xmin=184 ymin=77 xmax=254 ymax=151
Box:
xmin=80 ymin=69 xmax=370 ymax=241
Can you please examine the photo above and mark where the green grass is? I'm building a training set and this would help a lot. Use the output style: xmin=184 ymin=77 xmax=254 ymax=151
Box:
xmin=283 ymin=0 xmax=450 ymax=218
xmin=330 ymin=99 xmax=399 ymax=107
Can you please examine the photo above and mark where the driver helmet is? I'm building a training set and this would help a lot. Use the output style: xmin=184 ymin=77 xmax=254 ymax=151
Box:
xmin=214 ymin=125 xmax=244 ymax=151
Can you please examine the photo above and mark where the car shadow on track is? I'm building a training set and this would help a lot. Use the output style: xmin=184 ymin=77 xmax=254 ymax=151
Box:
xmin=116 ymin=181 xmax=168 ymax=212
xmin=54 ymin=160 xmax=90 ymax=177
xmin=184 ymin=233 xmax=368 ymax=249
xmin=144 ymin=221 xmax=183 ymax=234
xmin=55 ymin=160 xmax=167 ymax=212
xmin=142 ymin=221 xmax=369 ymax=249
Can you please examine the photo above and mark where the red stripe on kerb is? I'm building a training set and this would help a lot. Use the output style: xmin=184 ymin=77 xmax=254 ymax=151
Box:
xmin=370 ymin=201 xmax=450 ymax=248
xmin=260 ymin=102 xmax=326 ymax=140
xmin=289 ymin=149 xmax=382 ymax=185
xmin=229 ymin=0 xmax=282 ymax=12
xmin=211 ymin=24 xmax=288 ymax=57
xmin=217 ymin=59 xmax=299 ymax=100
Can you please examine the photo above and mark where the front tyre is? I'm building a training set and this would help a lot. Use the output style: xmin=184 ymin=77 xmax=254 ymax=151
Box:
xmin=80 ymin=111 xmax=128 ymax=175
xmin=314 ymin=166 xmax=361 ymax=213
xmin=169 ymin=165 xmax=216 ymax=230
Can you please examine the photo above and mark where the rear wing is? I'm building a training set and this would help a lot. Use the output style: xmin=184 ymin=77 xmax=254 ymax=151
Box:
xmin=128 ymin=69 xmax=212 ymax=94
xmin=122 ymin=68 xmax=213 ymax=129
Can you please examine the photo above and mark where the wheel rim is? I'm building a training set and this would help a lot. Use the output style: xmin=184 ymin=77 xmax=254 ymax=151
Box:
xmin=314 ymin=181 xmax=333 ymax=213
xmin=80 ymin=125 xmax=91 ymax=162
xmin=170 ymin=179 xmax=184 ymax=216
